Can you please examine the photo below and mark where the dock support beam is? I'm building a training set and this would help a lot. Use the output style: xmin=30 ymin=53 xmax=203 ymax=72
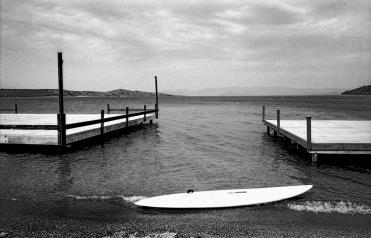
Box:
xmin=15 ymin=104 xmax=18 ymax=114
xmin=126 ymin=107 xmax=129 ymax=127
xmin=57 ymin=113 xmax=66 ymax=146
xmin=306 ymin=116 xmax=312 ymax=150
xmin=107 ymin=104 xmax=110 ymax=114
xmin=57 ymin=52 xmax=66 ymax=146
xmin=144 ymin=105 xmax=146 ymax=122
xmin=262 ymin=106 xmax=265 ymax=122
xmin=276 ymin=110 xmax=280 ymax=135
xmin=155 ymin=76 xmax=158 ymax=119
xmin=100 ymin=110 xmax=104 ymax=137
xmin=311 ymin=153 xmax=318 ymax=165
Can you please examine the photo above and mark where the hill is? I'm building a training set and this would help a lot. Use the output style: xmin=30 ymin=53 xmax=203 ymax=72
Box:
xmin=341 ymin=86 xmax=371 ymax=95
xmin=0 ymin=89 xmax=171 ymax=97
xmin=164 ymin=87 xmax=344 ymax=96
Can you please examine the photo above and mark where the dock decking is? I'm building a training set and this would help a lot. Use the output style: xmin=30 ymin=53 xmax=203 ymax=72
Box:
xmin=262 ymin=106 xmax=371 ymax=163
xmin=0 ymin=113 xmax=155 ymax=146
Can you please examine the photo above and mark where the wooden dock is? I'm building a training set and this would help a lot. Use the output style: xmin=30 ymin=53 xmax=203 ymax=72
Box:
xmin=0 ymin=52 xmax=159 ymax=151
xmin=0 ymin=112 xmax=155 ymax=146
xmin=262 ymin=106 xmax=371 ymax=163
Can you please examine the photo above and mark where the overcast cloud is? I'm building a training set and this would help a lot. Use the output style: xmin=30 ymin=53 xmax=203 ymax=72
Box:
xmin=1 ymin=0 xmax=370 ymax=91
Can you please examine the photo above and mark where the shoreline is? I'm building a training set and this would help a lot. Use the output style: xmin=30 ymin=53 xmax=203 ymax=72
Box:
xmin=1 ymin=199 xmax=371 ymax=237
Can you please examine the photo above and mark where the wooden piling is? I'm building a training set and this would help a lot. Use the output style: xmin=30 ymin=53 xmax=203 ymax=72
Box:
xmin=311 ymin=153 xmax=318 ymax=165
xmin=58 ymin=52 xmax=64 ymax=116
xmin=306 ymin=116 xmax=312 ymax=150
xmin=107 ymin=104 xmax=110 ymax=114
xmin=57 ymin=113 xmax=66 ymax=146
xmin=15 ymin=104 xmax=18 ymax=114
xmin=57 ymin=52 xmax=66 ymax=146
xmin=155 ymin=76 xmax=158 ymax=119
xmin=277 ymin=110 xmax=280 ymax=134
xmin=262 ymin=106 xmax=265 ymax=122
xmin=100 ymin=110 xmax=104 ymax=137
xmin=126 ymin=107 xmax=129 ymax=127
xmin=144 ymin=105 xmax=146 ymax=122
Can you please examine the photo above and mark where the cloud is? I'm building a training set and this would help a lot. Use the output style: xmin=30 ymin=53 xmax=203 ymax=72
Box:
xmin=1 ymin=0 xmax=370 ymax=90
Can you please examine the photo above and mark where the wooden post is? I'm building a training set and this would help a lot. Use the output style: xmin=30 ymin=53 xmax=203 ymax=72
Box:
xmin=143 ymin=105 xmax=146 ymax=122
xmin=126 ymin=106 xmax=129 ymax=127
xmin=262 ymin=106 xmax=265 ymax=122
xmin=57 ymin=52 xmax=66 ymax=146
xmin=276 ymin=110 xmax=280 ymax=134
xmin=155 ymin=76 xmax=158 ymax=119
xmin=100 ymin=110 xmax=104 ymax=137
xmin=306 ymin=116 xmax=312 ymax=150
xmin=57 ymin=113 xmax=66 ymax=146
xmin=14 ymin=104 xmax=18 ymax=114
xmin=58 ymin=52 xmax=64 ymax=116
xmin=107 ymin=104 xmax=110 ymax=114
xmin=267 ymin=126 xmax=270 ymax=135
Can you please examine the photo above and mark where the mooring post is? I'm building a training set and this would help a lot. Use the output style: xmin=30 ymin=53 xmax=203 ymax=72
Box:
xmin=143 ymin=105 xmax=146 ymax=122
xmin=262 ymin=106 xmax=265 ymax=122
xmin=126 ymin=106 xmax=129 ymax=127
xmin=107 ymin=104 xmax=110 ymax=114
xmin=155 ymin=76 xmax=158 ymax=119
xmin=14 ymin=104 xmax=18 ymax=114
xmin=276 ymin=109 xmax=280 ymax=135
xmin=306 ymin=116 xmax=312 ymax=150
xmin=100 ymin=110 xmax=104 ymax=137
xmin=57 ymin=52 xmax=66 ymax=146
xmin=267 ymin=126 xmax=270 ymax=135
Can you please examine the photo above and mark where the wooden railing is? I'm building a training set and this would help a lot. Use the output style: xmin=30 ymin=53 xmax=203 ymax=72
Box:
xmin=0 ymin=107 xmax=158 ymax=146
xmin=0 ymin=104 xmax=18 ymax=114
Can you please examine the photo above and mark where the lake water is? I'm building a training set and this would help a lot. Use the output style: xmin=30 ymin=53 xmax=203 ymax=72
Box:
xmin=1 ymin=95 xmax=371 ymax=237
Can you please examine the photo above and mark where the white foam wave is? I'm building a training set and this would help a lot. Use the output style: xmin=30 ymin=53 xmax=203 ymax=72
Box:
xmin=287 ymin=201 xmax=371 ymax=215
xmin=120 ymin=195 xmax=147 ymax=203
xmin=66 ymin=195 xmax=147 ymax=203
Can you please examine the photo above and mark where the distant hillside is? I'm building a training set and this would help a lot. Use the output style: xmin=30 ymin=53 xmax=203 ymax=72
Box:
xmin=164 ymin=87 xmax=345 ymax=96
xmin=341 ymin=86 xmax=371 ymax=95
xmin=0 ymin=89 xmax=172 ymax=97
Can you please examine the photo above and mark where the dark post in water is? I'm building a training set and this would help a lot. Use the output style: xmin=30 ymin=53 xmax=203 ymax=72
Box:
xmin=15 ymin=104 xmax=18 ymax=114
xmin=155 ymin=76 xmax=158 ymax=119
xmin=57 ymin=52 xmax=66 ymax=146
xmin=262 ymin=106 xmax=265 ymax=122
xmin=107 ymin=104 xmax=110 ymax=114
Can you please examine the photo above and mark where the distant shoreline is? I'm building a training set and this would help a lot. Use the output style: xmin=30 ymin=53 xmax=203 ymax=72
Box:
xmin=0 ymin=88 xmax=172 ymax=97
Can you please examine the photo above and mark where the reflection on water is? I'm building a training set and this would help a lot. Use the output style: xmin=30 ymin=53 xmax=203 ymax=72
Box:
xmin=0 ymin=96 xmax=371 ymax=211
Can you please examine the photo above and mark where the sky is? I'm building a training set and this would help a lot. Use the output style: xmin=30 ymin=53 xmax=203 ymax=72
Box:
xmin=1 ymin=0 xmax=370 ymax=92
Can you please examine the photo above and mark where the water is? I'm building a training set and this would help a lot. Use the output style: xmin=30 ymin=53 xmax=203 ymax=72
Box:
xmin=1 ymin=96 xmax=371 ymax=236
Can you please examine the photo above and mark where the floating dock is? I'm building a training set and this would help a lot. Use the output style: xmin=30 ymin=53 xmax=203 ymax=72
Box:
xmin=262 ymin=106 xmax=371 ymax=163
xmin=0 ymin=52 xmax=159 ymax=151
xmin=0 ymin=112 xmax=155 ymax=147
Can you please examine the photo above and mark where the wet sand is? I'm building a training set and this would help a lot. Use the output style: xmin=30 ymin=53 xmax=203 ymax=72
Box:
xmin=1 ymin=199 xmax=371 ymax=237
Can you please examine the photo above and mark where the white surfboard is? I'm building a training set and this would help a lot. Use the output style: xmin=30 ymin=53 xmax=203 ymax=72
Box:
xmin=135 ymin=185 xmax=312 ymax=209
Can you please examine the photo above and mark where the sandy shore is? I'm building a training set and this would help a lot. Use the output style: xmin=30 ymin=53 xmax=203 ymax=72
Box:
xmin=1 ymin=199 xmax=371 ymax=237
